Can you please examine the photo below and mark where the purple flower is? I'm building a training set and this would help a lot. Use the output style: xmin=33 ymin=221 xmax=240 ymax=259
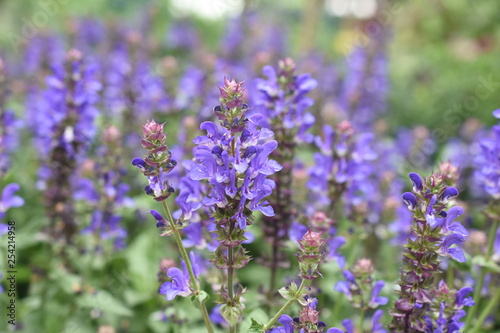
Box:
xmin=159 ymin=267 xmax=191 ymax=300
xmin=372 ymin=310 xmax=386 ymax=333
xmin=253 ymin=59 xmax=317 ymax=143
xmin=210 ymin=305 xmax=228 ymax=327
xmin=150 ymin=210 xmax=167 ymax=228
xmin=328 ymin=236 xmax=346 ymax=268
xmin=408 ymin=172 xmax=423 ymax=191
xmin=474 ymin=111 xmax=500 ymax=199
xmin=288 ymin=222 xmax=308 ymax=242
xmin=456 ymin=287 xmax=474 ymax=307
xmin=370 ymin=281 xmax=388 ymax=307
xmin=440 ymin=233 xmax=467 ymax=263
xmin=402 ymin=192 xmax=417 ymax=210
xmin=190 ymin=116 xmax=281 ymax=229
xmin=268 ymin=315 xmax=294 ymax=333
xmin=0 ymin=184 xmax=24 ymax=221
xmin=441 ymin=187 xmax=459 ymax=202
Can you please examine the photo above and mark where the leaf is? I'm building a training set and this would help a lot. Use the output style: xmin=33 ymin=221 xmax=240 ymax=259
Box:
xmin=471 ymin=255 xmax=500 ymax=273
xmin=77 ymin=290 xmax=133 ymax=316
xmin=240 ymin=308 xmax=269 ymax=332
xmin=191 ymin=290 xmax=209 ymax=308
xmin=249 ymin=319 xmax=265 ymax=333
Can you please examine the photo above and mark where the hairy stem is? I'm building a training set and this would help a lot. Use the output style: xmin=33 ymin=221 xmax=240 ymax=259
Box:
xmin=161 ymin=200 xmax=214 ymax=333
xmin=263 ymin=279 xmax=310 ymax=330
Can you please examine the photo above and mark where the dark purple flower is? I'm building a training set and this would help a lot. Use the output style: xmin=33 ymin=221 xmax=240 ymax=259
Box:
xmin=402 ymin=192 xmax=417 ymax=210
xmin=441 ymin=187 xmax=459 ymax=202
xmin=409 ymin=172 xmax=423 ymax=191
xmin=150 ymin=210 xmax=167 ymax=228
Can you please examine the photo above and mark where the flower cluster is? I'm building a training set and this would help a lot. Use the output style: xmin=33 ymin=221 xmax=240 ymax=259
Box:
xmin=389 ymin=172 xmax=469 ymax=332
xmin=296 ymin=230 xmax=326 ymax=280
xmin=424 ymin=281 xmax=474 ymax=332
xmin=335 ymin=258 xmax=388 ymax=310
xmin=307 ymin=121 xmax=376 ymax=212
xmin=254 ymin=58 xmax=317 ymax=142
xmin=474 ymin=110 xmax=500 ymax=200
xmin=75 ymin=126 xmax=130 ymax=249
xmin=0 ymin=57 xmax=21 ymax=178
xmin=189 ymin=79 xmax=281 ymax=327
xmin=31 ymin=49 xmax=100 ymax=242
xmin=253 ymin=59 xmax=317 ymax=292
xmin=132 ymin=120 xmax=177 ymax=202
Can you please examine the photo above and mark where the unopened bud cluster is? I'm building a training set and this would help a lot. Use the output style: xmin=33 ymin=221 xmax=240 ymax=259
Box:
xmin=132 ymin=120 xmax=177 ymax=201
xmin=214 ymin=78 xmax=249 ymax=133
xmin=296 ymin=230 xmax=325 ymax=280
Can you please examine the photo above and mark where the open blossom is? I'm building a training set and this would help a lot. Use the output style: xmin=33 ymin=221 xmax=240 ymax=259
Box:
xmin=132 ymin=120 xmax=177 ymax=202
xmin=159 ymin=252 xmax=201 ymax=301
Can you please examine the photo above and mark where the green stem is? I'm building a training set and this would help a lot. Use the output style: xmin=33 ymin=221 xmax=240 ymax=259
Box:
xmin=161 ymin=200 xmax=214 ymax=333
xmin=359 ymin=308 xmax=365 ymax=333
xmin=471 ymin=287 xmax=500 ymax=333
xmin=228 ymin=245 xmax=234 ymax=301
xmin=227 ymin=221 xmax=237 ymax=333
xmin=263 ymin=279 xmax=310 ymax=330
xmin=464 ymin=218 xmax=500 ymax=331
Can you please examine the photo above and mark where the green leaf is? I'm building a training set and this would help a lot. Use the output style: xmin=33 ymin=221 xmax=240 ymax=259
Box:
xmin=249 ymin=319 xmax=265 ymax=333
xmin=220 ymin=304 xmax=244 ymax=327
xmin=77 ymin=290 xmax=133 ymax=316
xmin=240 ymin=308 xmax=269 ymax=332
xmin=471 ymin=255 xmax=500 ymax=273
xmin=191 ymin=290 xmax=209 ymax=308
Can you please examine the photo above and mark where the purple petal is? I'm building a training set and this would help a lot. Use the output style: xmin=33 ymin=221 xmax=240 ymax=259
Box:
xmin=409 ymin=172 xmax=423 ymax=191
xmin=447 ymin=248 xmax=466 ymax=263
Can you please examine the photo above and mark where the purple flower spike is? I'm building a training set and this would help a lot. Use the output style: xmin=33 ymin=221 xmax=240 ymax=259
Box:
xmin=402 ymin=192 xmax=417 ymax=210
xmin=441 ymin=187 xmax=459 ymax=201
xmin=493 ymin=108 xmax=500 ymax=119
xmin=409 ymin=172 xmax=423 ymax=191
xmin=159 ymin=267 xmax=191 ymax=300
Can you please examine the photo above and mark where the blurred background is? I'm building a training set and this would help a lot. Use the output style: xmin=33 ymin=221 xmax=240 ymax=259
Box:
xmin=1 ymin=0 xmax=499 ymax=132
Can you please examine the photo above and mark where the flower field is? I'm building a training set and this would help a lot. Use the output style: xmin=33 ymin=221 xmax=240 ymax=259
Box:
xmin=1 ymin=1 xmax=500 ymax=332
